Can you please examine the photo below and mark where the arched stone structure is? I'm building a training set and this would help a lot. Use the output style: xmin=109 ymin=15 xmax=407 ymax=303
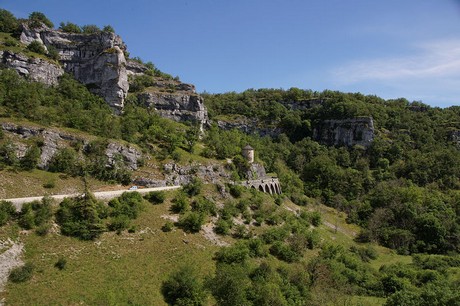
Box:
xmin=239 ymin=177 xmax=282 ymax=195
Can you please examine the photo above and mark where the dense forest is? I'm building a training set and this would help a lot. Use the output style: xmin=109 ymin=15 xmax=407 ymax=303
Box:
xmin=0 ymin=9 xmax=459 ymax=306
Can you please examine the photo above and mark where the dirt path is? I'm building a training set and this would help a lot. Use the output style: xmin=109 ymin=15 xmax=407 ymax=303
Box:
xmin=0 ymin=240 xmax=24 ymax=306
xmin=2 ymin=186 xmax=181 ymax=211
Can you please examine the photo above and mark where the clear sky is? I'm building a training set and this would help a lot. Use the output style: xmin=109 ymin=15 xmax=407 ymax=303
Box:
xmin=1 ymin=0 xmax=459 ymax=107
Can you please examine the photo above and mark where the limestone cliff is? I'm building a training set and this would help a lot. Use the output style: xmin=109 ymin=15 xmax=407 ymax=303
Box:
xmin=312 ymin=117 xmax=375 ymax=147
xmin=0 ymin=50 xmax=64 ymax=85
xmin=19 ymin=23 xmax=128 ymax=112
xmin=1 ymin=122 xmax=142 ymax=170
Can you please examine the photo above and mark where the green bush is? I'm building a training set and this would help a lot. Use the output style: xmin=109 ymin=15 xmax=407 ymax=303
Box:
xmin=178 ymin=212 xmax=205 ymax=233
xmin=182 ymin=177 xmax=203 ymax=197
xmin=0 ymin=9 xmax=19 ymax=33
xmin=0 ymin=200 xmax=16 ymax=226
xmin=9 ymin=263 xmax=34 ymax=283
xmin=161 ymin=265 xmax=207 ymax=306
xmin=108 ymin=215 xmax=131 ymax=233
xmin=108 ymin=191 xmax=144 ymax=220
xmin=59 ymin=22 xmax=81 ymax=33
xmin=192 ymin=197 xmax=217 ymax=216
xmin=171 ymin=192 xmax=190 ymax=213
xmin=162 ymin=221 xmax=174 ymax=232
xmin=228 ymin=184 xmax=244 ymax=198
xmin=26 ymin=40 xmax=46 ymax=55
xmin=55 ymin=193 xmax=105 ymax=240
xmin=54 ymin=257 xmax=67 ymax=270
xmin=270 ymin=241 xmax=300 ymax=262
xmin=144 ymin=191 xmax=166 ymax=204
xmin=29 ymin=11 xmax=54 ymax=28
xmin=214 ymin=218 xmax=231 ymax=235
xmin=214 ymin=242 xmax=250 ymax=264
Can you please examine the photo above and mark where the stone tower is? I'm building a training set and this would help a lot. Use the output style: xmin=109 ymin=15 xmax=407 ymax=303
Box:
xmin=242 ymin=144 xmax=254 ymax=163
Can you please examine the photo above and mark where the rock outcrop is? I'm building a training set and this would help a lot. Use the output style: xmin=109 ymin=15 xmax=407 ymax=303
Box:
xmin=216 ymin=119 xmax=281 ymax=137
xmin=0 ymin=50 xmax=64 ymax=85
xmin=137 ymin=90 xmax=208 ymax=126
xmin=1 ymin=122 xmax=142 ymax=170
xmin=313 ymin=117 xmax=375 ymax=147
xmin=19 ymin=23 xmax=128 ymax=112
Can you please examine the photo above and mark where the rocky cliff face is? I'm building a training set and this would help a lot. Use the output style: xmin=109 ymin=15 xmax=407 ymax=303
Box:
xmin=0 ymin=50 xmax=64 ymax=85
xmin=19 ymin=23 xmax=128 ymax=113
xmin=137 ymin=90 xmax=208 ymax=125
xmin=312 ymin=117 xmax=375 ymax=147
xmin=1 ymin=122 xmax=142 ymax=170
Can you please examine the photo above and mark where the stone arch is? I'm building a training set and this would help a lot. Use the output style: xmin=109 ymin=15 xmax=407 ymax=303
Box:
xmin=270 ymin=184 xmax=276 ymax=194
xmin=259 ymin=185 xmax=264 ymax=192
xmin=251 ymin=185 xmax=256 ymax=190
xmin=275 ymin=183 xmax=281 ymax=194
xmin=264 ymin=184 xmax=271 ymax=194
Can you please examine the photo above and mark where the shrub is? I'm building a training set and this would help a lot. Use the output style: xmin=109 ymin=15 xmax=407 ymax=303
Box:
xmin=228 ymin=184 xmax=244 ymax=198
xmin=178 ymin=212 xmax=205 ymax=233
xmin=9 ymin=263 xmax=34 ymax=283
xmin=171 ymin=192 xmax=189 ymax=213
xmin=109 ymin=191 xmax=144 ymax=220
xmin=162 ymin=221 xmax=174 ymax=232
xmin=29 ymin=11 xmax=54 ymax=28
xmin=59 ymin=21 xmax=81 ymax=33
xmin=182 ymin=177 xmax=203 ymax=197
xmin=26 ymin=40 xmax=46 ymax=55
xmin=43 ymin=180 xmax=55 ymax=189
xmin=161 ymin=265 xmax=207 ymax=306
xmin=54 ymin=257 xmax=67 ymax=270
xmin=270 ymin=241 xmax=300 ymax=263
xmin=82 ymin=24 xmax=100 ymax=34
xmin=192 ymin=197 xmax=217 ymax=216
xmin=214 ymin=242 xmax=250 ymax=264
xmin=55 ymin=193 xmax=105 ymax=240
xmin=108 ymin=215 xmax=130 ymax=233
xmin=0 ymin=200 xmax=16 ymax=226
xmin=144 ymin=191 xmax=166 ymax=204
xmin=214 ymin=218 xmax=231 ymax=235
xmin=0 ymin=9 xmax=19 ymax=33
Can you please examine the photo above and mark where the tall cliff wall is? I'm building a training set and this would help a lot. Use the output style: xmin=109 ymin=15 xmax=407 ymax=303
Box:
xmin=312 ymin=117 xmax=374 ymax=147
xmin=20 ymin=23 xmax=128 ymax=113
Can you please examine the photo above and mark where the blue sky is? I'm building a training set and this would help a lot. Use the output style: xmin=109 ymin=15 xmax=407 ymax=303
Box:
xmin=1 ymin=0 xmax=459 ymax=107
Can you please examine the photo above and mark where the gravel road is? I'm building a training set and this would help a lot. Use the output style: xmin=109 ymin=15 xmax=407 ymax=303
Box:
xmin=2 ymin=186 xmax=181 ymax=211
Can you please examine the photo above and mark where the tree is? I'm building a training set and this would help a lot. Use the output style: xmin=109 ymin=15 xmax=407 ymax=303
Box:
xmin=0 ymin=9 xmax=19 ymax=33
xmin=82 ymin=24 xmax=100 ymax=34
xmin=20 ymin=145 xmax=40 ymax=170
xmin=29 ymin=11 xmax=54 ymax=28
xmin=59 ymin=22 xmax=81 ymax=33
xmin=102 ymin=25 xmax=115 ymax=33
xmin=161 ymin=265 xmax=207 ymax=306
xmin=26 ymin=41 xmax=46 ymax=55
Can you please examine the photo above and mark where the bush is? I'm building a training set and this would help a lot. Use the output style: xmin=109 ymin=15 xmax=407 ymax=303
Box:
xmin=55 ymin=193 xmax=105 ymax=240
xmin=9 ymin=263 xmax=34 ymax=283
xmin=214 ymin=218 xmax=232 ymax=235
xmin=171 ymin=192 xmax=189 ymax=213
xmin=59 ymin=21 xmax=81 ymax=33
xmin=162 ymin=221 xmax=174 ymax=232
xmin=108 ymin=215 xmax=130 ymax=233
xmin=182 ymin=177 xmax=203 ymax=197
xmin=29 ymin=11 xmax=54 ymax=28
xmin=144 ymin=191 xmax=166 ymax=204
xmin=54 ymin=257 xmax=67 ymax=270
xmin=192 ymin=197 xmax=217 ymax=216
xmin=0 ymin=200 xmax=16 ymax=226
xmin=26 ymin=40 xmax=46 ymax=55
xmin=161 ymin=265 xmax=207 ymax=306
xmin=109 ymin=191 xmax=144 ymax=220
xmin=178 ymin=212 xmax=205 ymax=233
xmin=214 ymin=242 xmax=250 ymax=264
xmin=228 ymin=184 xmax=244 ymax=198
xmin=0 ymin=9 xmax=19 ymax=33
xmin=270 ymin=241 xmax=300 ymax=263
